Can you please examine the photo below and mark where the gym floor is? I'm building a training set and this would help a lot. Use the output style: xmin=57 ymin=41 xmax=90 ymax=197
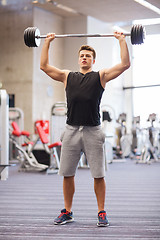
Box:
xmin=0 ymin=159 xmax=160 ymax=239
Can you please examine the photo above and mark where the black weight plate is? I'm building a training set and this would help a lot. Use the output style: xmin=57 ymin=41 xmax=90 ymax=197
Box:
xmin=135 ymin=25 xmax=140 ymax=44
xmin=135 ymin=25 xmax=139 ymax=44
xmin=33 ymin=27 xmax=37 ymax=47
xmin=131 ymin=25 xmax=136 ymax=45
xmin=26 ymin=28 xmax=31 ymax=47
xmin=139 ymin=25 xmax=144 ymax=44
xmin=31 ymin=28 xmax=35 ymax=47
xmin=139 ymin=25 xmax=143 ymax=44
xmin=131 ymin=25 xmax=134 ymax=44
xmin=132 ymin=25 xmax=140 ymax=45
xmin=137 ymin=25 xmax=142 ymax=44
xmin=131 ymin=24 xmax=145 ymax=45
xmin=30 ymin=28 xmax=35 ymax=47
xmin=27 ymin=27 xmax=32 ymax=47
xmin=27 ymin=28 xmax=32 ymax=47
xmin=136 ymin=25 xmax=141 ymax=45
xmin=27 ymin=28 xmax=31 ymax=47
xmin=133 ymin=25 xmax=137 ymax=45
xmin=24 ymin=27 xmax=37 ymax=47
xmin=24 ymin=28 xmax=30 ymax=47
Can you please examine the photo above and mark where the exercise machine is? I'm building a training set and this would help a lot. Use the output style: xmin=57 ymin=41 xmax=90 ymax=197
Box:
xmin=9 ymin=107 xmax=24 ymax=161
xmin=115 ymin=113 xmax=132 ymax=159
xmin=9 ymin=121 xmax=48 ymax=172
xmin=101 ymin=107 xmax=114 ymax=165
xmin=136 ymin=113 xmax=159 ymax=164
xmin=35 ymin=122 xmax=62 ymax=174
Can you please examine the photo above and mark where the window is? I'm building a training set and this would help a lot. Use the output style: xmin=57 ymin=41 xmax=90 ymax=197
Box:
xmin=132 ymin=34 xmax=160 ymax=125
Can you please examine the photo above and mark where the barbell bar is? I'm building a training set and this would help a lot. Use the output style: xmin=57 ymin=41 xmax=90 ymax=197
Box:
xmin=24 ymin=24 xmax=145 ymax=48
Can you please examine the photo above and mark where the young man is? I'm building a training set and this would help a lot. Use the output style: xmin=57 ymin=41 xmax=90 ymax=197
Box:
xmin=40 ymin=31 xmax=130 ymax=227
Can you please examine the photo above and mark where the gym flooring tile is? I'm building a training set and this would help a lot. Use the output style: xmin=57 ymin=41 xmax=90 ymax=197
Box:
xmin=0 ymin=159 xmax=160 ymax=239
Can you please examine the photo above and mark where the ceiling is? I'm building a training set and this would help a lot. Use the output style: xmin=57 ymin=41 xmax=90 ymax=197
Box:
xmin=0 ymin=0 xmax=160 ymax=25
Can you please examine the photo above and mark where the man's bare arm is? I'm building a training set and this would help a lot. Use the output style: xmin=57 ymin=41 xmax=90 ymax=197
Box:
xmin=40 ymin=33 xmax=70 ymax=87
xmin=99 ymin=32 xmax=130 ymax=88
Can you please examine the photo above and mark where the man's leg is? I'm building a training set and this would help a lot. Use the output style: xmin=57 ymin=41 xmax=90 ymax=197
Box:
xmin=94 ymin=177 xmax=109 ymax=226
xmin=63 ymin=176 xmax=75 ymax=212
xmin=54 ymin=176 xmax=75 ymax=225
xmin=94 ymin=177 xmax=106 ymax=212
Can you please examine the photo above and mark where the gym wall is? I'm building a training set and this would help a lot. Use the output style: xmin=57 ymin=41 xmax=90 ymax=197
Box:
xmin=0 ymin=6 xmax=66 ymax=132
xmin=0 ymin=8 xmax=33 ymax=132
xmin=32 ymin=7 xmax=65 ymax=129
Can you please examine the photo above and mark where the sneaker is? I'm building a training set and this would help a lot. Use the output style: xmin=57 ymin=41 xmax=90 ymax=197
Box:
xmin=97 ymin=210 xmax=109 ymax=227
xmin=54 ymin=209 xmax=74 ymax=225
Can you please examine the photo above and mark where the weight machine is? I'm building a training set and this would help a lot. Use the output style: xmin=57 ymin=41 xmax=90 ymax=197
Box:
xmin=114 ymin=113 xmax=132 ymax=159
xmin=9 ymin=107 xmax=24 ymax=161
xmin=136 ymin=113 xmax=160 ymax=164
xmin=35 ymin=122 xmax=61 ymax=174
xmin=9 ymin=121 xmax=48 ymax=172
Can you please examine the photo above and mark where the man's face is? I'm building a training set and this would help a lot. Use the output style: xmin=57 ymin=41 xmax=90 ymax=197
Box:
xmin=78 ymin=50 xmax=95 ymax=69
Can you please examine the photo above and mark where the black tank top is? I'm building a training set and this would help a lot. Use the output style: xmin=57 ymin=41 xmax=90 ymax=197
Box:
xmin=66 ymin=71 xmax=104 ymax=126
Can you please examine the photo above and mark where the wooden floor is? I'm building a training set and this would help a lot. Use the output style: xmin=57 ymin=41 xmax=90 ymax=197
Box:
xmin=0 ymin=159 xmax=160 ymax=240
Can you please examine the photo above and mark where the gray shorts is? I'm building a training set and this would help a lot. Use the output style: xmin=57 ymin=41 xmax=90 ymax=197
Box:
xmin=59 ymin=124 xmax=106 ymax=178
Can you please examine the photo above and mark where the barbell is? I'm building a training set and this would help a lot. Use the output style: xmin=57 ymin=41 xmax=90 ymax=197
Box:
xmin=24 ymin=24 xmax=145 ymax=48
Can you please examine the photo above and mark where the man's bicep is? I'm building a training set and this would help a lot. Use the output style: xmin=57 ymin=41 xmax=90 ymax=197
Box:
xmin=43 ymin=65 xmax=68 ymax=83
xmin=100 ymin=64 xmax=125 ymax=83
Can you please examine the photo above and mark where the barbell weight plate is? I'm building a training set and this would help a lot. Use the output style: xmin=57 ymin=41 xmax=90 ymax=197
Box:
xmin=24 ymin=27 xmax=33 ymax=47
xmin=31 ymin=28 xmax=37 ymax=47
xmin=137 ymin=25 xmax=143 ymax=44
xmin=24 ymin=27 xmax=40 ymax=47
xmin=29 ymin=28 xmax=33 ymax=47
xmin=134 ymin=25 xmax=139 ymax=44
xmin=24 ymin=28 xmax=30 ymax=47
xmin=136 ymin=25 xmax=141 ymax=44
xmin=131 ymin=25 xmax=144 ymax=45
xmin=135 ymin=25 xmax=139 ymax=44
xmin=138 ymin=25 xmax=143 ymax=44
xmin=26 ymin=28 xmax=30 ymax=47
xmin=133 ymin=25 xmax=140 ymax=45
xmin=31 ymin=27 xmax=37 ymax=47
xmin=140 ymin=25 xmax=144 ymax=44
xmin=131 ymin=25 xmax=136 ymax=45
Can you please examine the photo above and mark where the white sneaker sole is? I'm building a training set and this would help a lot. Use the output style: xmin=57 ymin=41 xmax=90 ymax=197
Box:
xmin=97 ymin=222 xmax=109 ymax=227
xmin=54 ymin=218 xmax=74 ymax=225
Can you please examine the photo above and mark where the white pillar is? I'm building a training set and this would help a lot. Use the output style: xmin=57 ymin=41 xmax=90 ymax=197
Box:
xmin=0 ymin=90 xmax=9 ymax=180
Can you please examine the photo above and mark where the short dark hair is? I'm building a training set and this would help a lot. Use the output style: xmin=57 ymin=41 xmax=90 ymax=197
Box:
xmin=78 ymin=45 xmax=96 ymax=60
